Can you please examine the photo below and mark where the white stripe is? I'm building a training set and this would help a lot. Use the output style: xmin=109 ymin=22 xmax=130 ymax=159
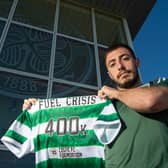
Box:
xmin=95 ymin=119 xmax=121 ymax=125
xmin=100 ymin=103 xmax=117 ymax=115
xmin=9 ymin=120 xmax=32 ymax=138
xmin=35 ymin=146 xmax=105 ymax=164
xmin=28 ymin=96 xmax=107 ymax=114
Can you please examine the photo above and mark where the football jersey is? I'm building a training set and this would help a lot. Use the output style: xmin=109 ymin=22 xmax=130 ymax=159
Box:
xmin=1 ymin=95 xmax=121 ymax=168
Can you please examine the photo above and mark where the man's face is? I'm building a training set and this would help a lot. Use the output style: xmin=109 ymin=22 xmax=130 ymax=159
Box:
xmin=105 ymin=47 xmax=140 ymax=89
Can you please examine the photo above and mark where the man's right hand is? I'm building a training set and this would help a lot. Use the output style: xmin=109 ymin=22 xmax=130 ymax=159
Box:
xmin=98 ymin=85 xmax=118 ymax=99
xmin=22 ymin=98 xmax=37 ymax=111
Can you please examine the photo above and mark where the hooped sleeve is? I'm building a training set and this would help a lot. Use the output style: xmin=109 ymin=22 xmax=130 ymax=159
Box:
xmin=94 ymin=100 xmax=121 ymax=145
xmin=1 ymin=110 xmax=34 ymax=158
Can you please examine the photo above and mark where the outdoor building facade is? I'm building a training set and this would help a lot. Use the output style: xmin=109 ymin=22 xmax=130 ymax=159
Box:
xmin=0 ymin=0 xmax=156 ymax=167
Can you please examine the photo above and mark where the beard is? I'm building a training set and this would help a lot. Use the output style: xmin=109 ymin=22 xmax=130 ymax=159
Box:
xmin=114 ymin=70 xmax=140 ymax=89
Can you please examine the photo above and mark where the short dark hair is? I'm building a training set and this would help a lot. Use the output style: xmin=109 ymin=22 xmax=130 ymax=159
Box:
xmin=104 ymin=43 xmax=136 ymax=62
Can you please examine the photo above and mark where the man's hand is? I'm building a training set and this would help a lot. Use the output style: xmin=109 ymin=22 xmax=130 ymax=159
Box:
xmin=98 ymin=85 xmax=118 ymax=99
xmin=22 ymin=98 xmax=37 ymax=111
xmin=98 ymin=85 xmax=168 ymax=113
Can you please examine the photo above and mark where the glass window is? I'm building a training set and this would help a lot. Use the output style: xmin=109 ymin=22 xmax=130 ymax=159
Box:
xmin=54 ymin=36 xmax=97 ymax=86
xmin=0 ymin=150 xmax=34 ymax=168
xmin=98 ymin=47 xmax=115 ymax=87
xmin=58 ymin=2 xmax=93 ymax=41
xmin=0 ymin=71 xmax=48 ymax=137
xmin=0 ymin=23 xmax=52 ymax=75
xmin=0 ymin=20 xmax=5 ymax=37
xmin=52 ymin=82 xmax=97 ymax=98
xmin=95 ymin=12 xmax=127 ymax=46
xmin=0 ymin=0 xmax=13 ymax=18
xmin=13 ymin=0 xmax=56 ymax=30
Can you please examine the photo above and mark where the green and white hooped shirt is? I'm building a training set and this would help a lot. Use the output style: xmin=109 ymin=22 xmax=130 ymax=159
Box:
xmin=1 ymin=95 xmax=121 ymax=168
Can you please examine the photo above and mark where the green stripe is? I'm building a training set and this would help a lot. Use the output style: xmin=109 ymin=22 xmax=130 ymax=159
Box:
xmin=16 ymin=110 xmax=32 ymax=128
xmin=97 ymin=113 xmax=119 ymax=122
xmin=31 ymin=102 xmax=110 ymax=127
xmin=37 ymin=158 xmax=105 ymax=168
xmin=5 ymin=130 xmax=27 ymax=144
xmin=34 ymin=130 xmax=103 ymax=152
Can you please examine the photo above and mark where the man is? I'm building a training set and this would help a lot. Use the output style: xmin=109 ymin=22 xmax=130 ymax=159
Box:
xmin=98 ymin=43 xmax=168 ymax=168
